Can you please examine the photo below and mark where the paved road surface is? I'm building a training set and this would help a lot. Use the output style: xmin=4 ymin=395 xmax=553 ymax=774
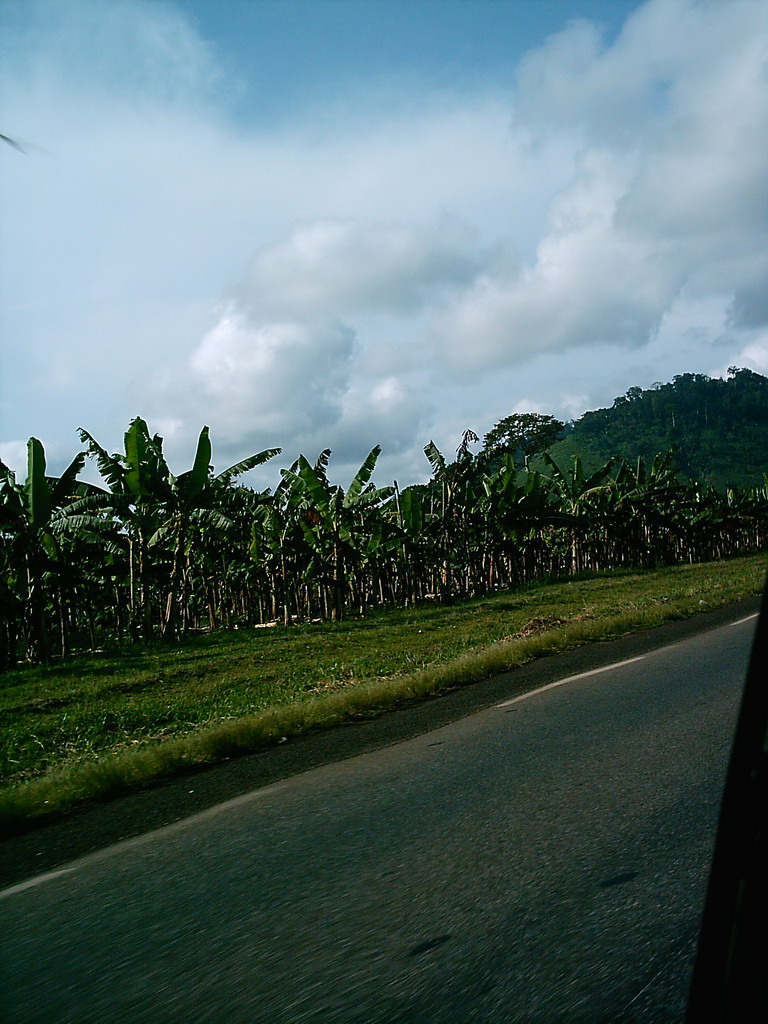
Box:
xmin=1 ymin=612 xmax=757 ymax=1023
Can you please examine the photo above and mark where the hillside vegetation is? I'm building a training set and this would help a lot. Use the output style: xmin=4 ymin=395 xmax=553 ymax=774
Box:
xmin=542 ymin=367 xmax=768 ymax=490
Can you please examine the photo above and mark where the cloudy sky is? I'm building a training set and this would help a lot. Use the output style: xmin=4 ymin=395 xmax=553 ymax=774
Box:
xmin=2 ymin=0 xmax=767 ymax=488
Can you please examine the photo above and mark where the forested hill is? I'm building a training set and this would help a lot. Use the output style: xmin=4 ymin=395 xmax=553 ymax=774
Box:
xmin=544 ymin=368 xmax=768 ymax=490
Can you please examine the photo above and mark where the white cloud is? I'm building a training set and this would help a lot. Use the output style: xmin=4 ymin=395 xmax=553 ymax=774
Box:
xmin=433 ymin=147 xmax=676 ymax=372
xmin=2 ymin=0 xmax=767 ymax=483
xmin=716 ymin=333 xmax=768 ymax=379
xmin=739 ymin=338 xmax=768 ymax=375
xmin=430 ymin=0 xmax=768 ymax=381
xmin=234 ymin=218 xmax=484 ymax=320
xmin=184 ymin=312 xmax=355 ymax=440
xmin=0 ymin=441 xmax=28 ymax=478
xmin=170 ymin=217 xmax=448 ymax=468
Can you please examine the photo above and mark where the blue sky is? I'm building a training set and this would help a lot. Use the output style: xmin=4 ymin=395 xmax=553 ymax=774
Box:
xmin=1 ymin=0 xmax=767 ymax=487
xmin=182 ymin=0 xmax=637 ymax=125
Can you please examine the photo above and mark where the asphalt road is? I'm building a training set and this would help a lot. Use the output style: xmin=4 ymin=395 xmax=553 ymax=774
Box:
xmin=0 ymin=607 xmax=759 ymax=1024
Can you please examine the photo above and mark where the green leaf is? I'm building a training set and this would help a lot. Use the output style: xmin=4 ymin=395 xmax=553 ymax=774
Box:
xmin=346 ymin=445 xmax=381 ymax=505
xmin=39 ymin=529 xmax=61 ymax=562
xmin=0 ymin=459 xmax=16 ymax=485
xmin=147 ymin=523 xmax=174 ymax=548
xmin=25 ymin=438 xmax=51 ymax=530
xmin=399 ymin=486 xmax=425 ymax=536
xmin=352 ymin=486 xmax=393 ymax=509
xmin=190 ymin=507 xmax=233 ymax=532
xmin=298 ymin=517 xmax=324 ymax=552
xmin=78 ymin=428 xmax=126 ymax=492
xmin=296 ymin=456 xmax=332 ymax=509
xmin=313 ymin=449 xmax=332 ymax=481
xmin=216 ymin=447 xmax=281 ymax=485
xmin=124 ymin=418 xmax=151 ymax=497
xmin=49 ymin=452 xmax=86 ymax=508
xmin=424 ymin=441 xmax=446 ymax=477
xmin=123 ymin=417 xmax=172 ymax=502
xmin=186 ymin=425 xmax=212 ymax=501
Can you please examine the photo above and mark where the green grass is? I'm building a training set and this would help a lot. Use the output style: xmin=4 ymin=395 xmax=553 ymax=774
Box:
xmin=1 ymin=555 xmax=765 ymax=835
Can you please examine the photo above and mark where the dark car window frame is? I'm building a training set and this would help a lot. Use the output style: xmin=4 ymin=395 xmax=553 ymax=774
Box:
xmin=686 ymin=576 xmax=768 ymax=1021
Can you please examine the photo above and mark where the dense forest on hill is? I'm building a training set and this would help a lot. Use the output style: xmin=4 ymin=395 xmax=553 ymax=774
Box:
xmin=540 ymin=367 xmax=768 ymax=490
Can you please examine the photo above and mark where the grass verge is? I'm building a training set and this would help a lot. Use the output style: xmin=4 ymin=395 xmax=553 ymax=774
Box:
xmin=1 ymin=556 xmax=765 ymax=835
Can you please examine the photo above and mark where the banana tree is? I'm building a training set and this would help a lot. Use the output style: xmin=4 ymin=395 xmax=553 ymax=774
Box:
xmin=611 ymin=451 xmax=682 ymax=566
xmin=422 ymin=440 xmax=476 ymax=599
xmin=481 ymin=455 xmax=567 ymax=585
xmin=192 ymin=481 xmax=270 ymax=630
xmin=0 ymin=439 xmax=86 ymax=662
xmin=541 ymin=454 xmax=618 ymax=573
xmin=79 ymin=418 xmax=279 ymax=639
xmin=276 ymin=447 xmax=393 ymax=620
xmin=140 ymin=423 xmax=280 ymax=639
xmin=77 ymin=418 xmax=170 ymax=636
xmin=391 ymin=483 xmax=432 ymax=605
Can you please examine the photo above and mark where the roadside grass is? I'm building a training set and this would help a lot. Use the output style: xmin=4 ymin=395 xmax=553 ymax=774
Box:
xmin=1 ymin=555 xmax=765 ymax=835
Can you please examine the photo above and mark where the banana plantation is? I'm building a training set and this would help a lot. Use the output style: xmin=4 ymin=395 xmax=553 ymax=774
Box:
xmin=1 ymin=418 xmax=767 ymax=668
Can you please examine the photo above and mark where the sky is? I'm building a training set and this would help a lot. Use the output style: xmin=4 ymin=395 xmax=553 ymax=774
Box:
xmin=1 ymin=0 xmax=767 ymax=489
